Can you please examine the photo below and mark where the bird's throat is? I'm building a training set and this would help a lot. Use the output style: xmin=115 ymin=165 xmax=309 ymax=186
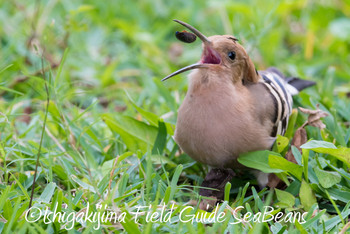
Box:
xmin=201 ymin=45 xmax=221 ymax=64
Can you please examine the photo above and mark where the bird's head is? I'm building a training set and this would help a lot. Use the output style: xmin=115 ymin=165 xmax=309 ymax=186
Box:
xmin=162 ymin=20 xmax=259 ymax=84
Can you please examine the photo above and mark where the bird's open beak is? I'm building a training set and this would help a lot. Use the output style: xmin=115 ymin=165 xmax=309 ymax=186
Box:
xmin=162 ymin=20 xmax=221 ymax=82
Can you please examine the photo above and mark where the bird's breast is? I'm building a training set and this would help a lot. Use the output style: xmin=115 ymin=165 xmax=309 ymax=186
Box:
xmin=174 ymin=87 xmax=273 ymax=168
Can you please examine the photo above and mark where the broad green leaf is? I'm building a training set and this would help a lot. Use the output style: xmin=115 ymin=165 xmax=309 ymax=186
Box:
xmin=275 ymin=188 xmax=295 ymax=207
xmin=301 ymin=140 xmax=350 ymax=166
xmin=314 ymin=167 xmax=341 ymax=188
xmin=301 ymin=140 xmax=337 ymax=149
xmin=238 ymin=151 xmax=283 ymax=173
xmin=268 ymin=155 xmax=303 ymax=181
xmin=299 ymin=180 xmax=317 ymax=211
xmin=102 ymin=114 xmax=158 ymax=153
xmin=274 ymin=135 xmax=289 ymax=153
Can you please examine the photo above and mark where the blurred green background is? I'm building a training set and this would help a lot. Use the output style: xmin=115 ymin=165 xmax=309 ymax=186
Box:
xmin=2 ymin=0 xmax=350 ymax=116
xmin=1 ymin=0 xmax=350 ymax=232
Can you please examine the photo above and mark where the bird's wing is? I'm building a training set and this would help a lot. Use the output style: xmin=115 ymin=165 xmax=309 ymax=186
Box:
xmin=258 ymin=70 xmax=294 ymax=137
xmin=265 ymin=67 xmax=316 ymax=93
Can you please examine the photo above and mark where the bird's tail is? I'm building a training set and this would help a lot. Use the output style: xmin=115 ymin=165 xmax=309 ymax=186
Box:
xmin=265 ymin=67 xmax=316 ymax=94
xmin=285 ymin=77 xmax=316 ymax=92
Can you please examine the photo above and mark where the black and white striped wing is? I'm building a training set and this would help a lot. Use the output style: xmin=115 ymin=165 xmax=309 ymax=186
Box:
xmin=258 ymin=70 xmax=294 ymax=137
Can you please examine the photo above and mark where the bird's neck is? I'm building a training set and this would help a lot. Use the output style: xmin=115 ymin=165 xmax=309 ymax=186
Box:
xmin=187 ymin=69 xmax=239 ymax=95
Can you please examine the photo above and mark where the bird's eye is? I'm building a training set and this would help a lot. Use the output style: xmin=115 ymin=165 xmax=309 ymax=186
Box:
xmin=228 ymin=51 xmax=236 ymax=60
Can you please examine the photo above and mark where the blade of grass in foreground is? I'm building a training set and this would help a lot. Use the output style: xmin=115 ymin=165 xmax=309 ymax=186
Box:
xmin=29 ymin=56 xmax=50 ymax=209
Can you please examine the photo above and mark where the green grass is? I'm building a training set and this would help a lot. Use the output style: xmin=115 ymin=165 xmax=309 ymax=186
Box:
xmin=1 ymin=0 xmax=350 ymax=233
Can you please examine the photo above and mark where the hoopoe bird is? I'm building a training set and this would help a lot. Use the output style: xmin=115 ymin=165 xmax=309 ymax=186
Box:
xmin=163 ymin=20 xmax=315 ymax=194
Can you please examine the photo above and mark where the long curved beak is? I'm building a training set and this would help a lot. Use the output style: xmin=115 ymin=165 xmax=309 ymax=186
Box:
xmin=162 ymin=20 xmax=214 ymax=82
xmin=161 ymin=63 xmax=208 ymax=81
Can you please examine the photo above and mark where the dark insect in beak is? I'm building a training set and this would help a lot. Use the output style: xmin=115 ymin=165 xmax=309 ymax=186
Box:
xmin=175 ymin=30 xmax=197 ymax=43
xmin=162 ymin=19 xmax=220 ymax=82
